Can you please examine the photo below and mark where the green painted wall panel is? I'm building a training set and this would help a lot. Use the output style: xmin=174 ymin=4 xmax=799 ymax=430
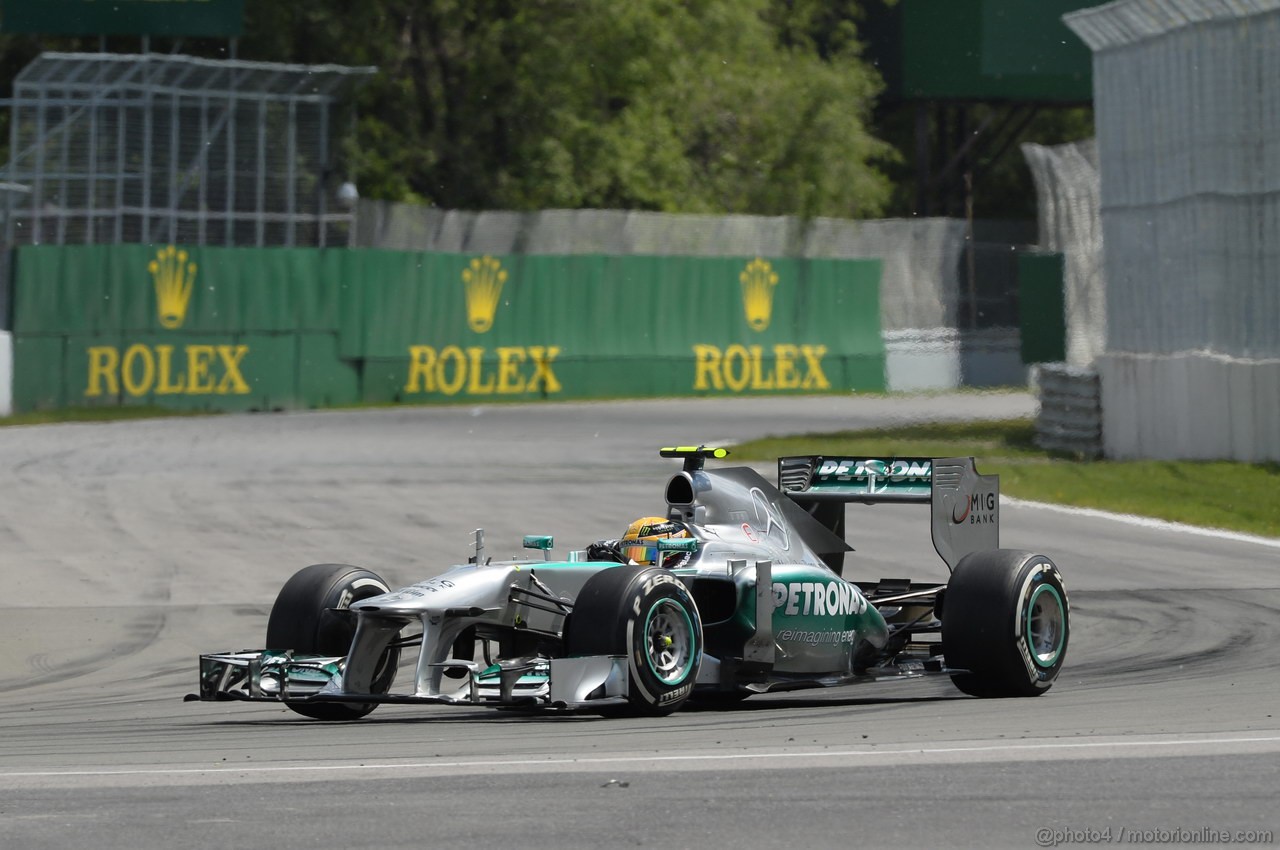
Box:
xmin=12 ymin=335 xmax=68 ymax=411
xmin=235 ymin=333 xmax=300 ymax=411
xmin=14 ymin=245 xmax=338 ymax=335
xmin=350 ymin=254 xmax=883 ymax=354
xmin=299 ymin=333 xmax=359 ymax=408
xmin=1018 ymin=252 xmax=1067 ymax=364
xmin=14 ymin=248 xmax=143 ymax=333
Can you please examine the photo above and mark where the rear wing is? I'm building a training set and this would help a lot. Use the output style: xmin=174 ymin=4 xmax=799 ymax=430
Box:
xmin=778 ymin=457 xmax=933 ymax=503
xmin=777 ymin=455 xmax=999 ymax=571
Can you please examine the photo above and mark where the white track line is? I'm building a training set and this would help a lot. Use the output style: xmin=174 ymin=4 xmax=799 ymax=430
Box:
xmin=4 ymin=734 xmax=1279 ymax=780
xmin=1002 ymin=496 xmax=1280 ymax=549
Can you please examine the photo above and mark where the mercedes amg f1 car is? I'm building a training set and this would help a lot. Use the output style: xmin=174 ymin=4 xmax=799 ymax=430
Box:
xmin=190 ymin=447 xmax=1069 ymax=718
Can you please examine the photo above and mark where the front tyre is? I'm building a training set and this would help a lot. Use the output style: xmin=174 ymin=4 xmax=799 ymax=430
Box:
xmin=265 ymin=563 xmax=399 ymax=720
xmin=565 ymin=567 xmax=702 ymax=716
xmin=942 ymin=550 xmax=1068 ymax=698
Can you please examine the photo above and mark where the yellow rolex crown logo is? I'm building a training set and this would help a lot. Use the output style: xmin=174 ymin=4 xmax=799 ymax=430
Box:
xmin=739 ymin=257 xmax=779 ymax=332
xmin=149 ymin=245 xmax=196 ymax=330
xmin=462 ymin=255 xmax=508 ymax=334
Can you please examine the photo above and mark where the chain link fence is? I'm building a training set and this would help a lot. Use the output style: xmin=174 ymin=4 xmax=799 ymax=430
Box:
xmin=0 ymin=52 xmax=373 ymax=326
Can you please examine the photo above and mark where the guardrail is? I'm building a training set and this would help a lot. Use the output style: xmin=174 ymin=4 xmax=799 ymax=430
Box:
xmin=1035 ymin=363 xmax=1102 ymax=458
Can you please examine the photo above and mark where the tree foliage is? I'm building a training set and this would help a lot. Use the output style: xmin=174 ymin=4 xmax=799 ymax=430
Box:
xmin=237 ymin=1 xmax=894 ymax=217
xmin=4 ymin=1 xmax=1101 ymax=222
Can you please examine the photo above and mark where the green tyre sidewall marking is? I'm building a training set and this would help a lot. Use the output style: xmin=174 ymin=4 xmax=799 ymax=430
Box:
xmin=1025 ymin=583 xmax=1065 ymax=668
xmin=644 ymin=598 xmax=696 ymax=686
xmin=943 ymin=549 xmax=1069 ymax=697
xmin=568 ymin=566 xmax=702 ymax=714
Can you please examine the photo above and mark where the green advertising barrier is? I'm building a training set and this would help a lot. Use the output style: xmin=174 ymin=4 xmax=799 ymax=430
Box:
xmin=351 ymin=252 xmax=884 ymax=402
xmin=10 ymin=244 xmax=885 ymax=412
xmin=12 ymin=244 xmax=355 ymax=411
xmin=14 ymin=245 xmax=339 ymax=334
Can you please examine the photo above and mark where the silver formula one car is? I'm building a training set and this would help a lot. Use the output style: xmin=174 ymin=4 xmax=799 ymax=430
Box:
xmin=190 ymin=447 xmax=1069 ymax=719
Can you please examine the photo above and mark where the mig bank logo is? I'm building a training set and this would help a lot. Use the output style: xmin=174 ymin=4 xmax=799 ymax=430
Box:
xmin=739 ymin=257 xmax=779 ymax=332
xmin=462 ymin=255 xmax=508 ymax=333
xmin=951 ymin=490 xmax=998 ymax=525
xmin=149 ymin=245 xmax=196 ymax=330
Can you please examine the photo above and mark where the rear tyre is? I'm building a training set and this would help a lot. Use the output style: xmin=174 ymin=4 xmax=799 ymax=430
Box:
xmin=266 ymin=563 xmax=399 ymax=720
xmin=942 ymin=550 xmax=1068 ymax=698
xmin=565 ymin=567 xmax=702 ymax=716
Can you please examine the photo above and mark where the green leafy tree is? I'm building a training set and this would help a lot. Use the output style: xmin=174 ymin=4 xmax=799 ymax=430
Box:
xmin=238 ymin=0 xmax=893 ymax=217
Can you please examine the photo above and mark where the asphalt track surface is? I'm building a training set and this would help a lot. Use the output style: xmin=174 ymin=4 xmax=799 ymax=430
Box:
xmin=1 ymin=394 xmax=1277 ymax=849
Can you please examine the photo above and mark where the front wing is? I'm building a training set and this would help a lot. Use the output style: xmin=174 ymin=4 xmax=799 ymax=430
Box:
xmin=189 ymin=649 xmax=633 ymax=711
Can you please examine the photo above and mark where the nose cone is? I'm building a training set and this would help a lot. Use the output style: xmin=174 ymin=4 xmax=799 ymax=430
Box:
xmin=350 ymin=564 xmax=517 ymax=614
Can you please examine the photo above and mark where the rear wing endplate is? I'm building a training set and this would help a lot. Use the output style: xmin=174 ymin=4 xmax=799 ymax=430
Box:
xmin=777 ymin=455 xmax=999 ymax=571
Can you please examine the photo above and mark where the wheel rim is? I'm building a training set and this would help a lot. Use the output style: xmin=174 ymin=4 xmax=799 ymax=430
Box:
xmin=1026 ymin=584 xmax=1065 ymax=667
xmin=644 ymin=599 xmax=695 ymax=685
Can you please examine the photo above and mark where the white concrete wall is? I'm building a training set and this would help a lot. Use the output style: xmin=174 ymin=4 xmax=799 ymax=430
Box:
xmin=1067 ymin=2 xmax=1280 ymax=461
xmin=884 ymin=329 xmax=960 ymax=391
xmin=0 ymin=331 xmax=11 ymax=416
xmin=1099 ymin=351 xmax=1280 ymax=461
xmin=885 ymin=327 xmax=1028 ymax=392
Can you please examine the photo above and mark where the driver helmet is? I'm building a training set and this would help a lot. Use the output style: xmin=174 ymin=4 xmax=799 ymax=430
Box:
xmin=620 ymin=516 xmax=691 ymax=566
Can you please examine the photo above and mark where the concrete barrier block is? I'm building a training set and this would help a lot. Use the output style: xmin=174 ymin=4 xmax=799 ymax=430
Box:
xmin=1099 ymin=353 xmax=1141 ymax=459
xmin=1101 ymin=351 xmax=1279 ymax=461
xmin=1251 ymin=359 xmax=1280 ymax=462
xmin=884 ymin=328 xmax=960 ymax=392
xmin=1228 ymin=358 xmax=1258 ymax=461
xmin=0 ymin=331 xmax=10 ymax=416
xmin=1145 ymin=353 xmax=1175 ymax=458
xmin=1096 ymin=355 xmax=1122 ymax=457
xmin=1184 ymin=353 xmax=1232 ymax=458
